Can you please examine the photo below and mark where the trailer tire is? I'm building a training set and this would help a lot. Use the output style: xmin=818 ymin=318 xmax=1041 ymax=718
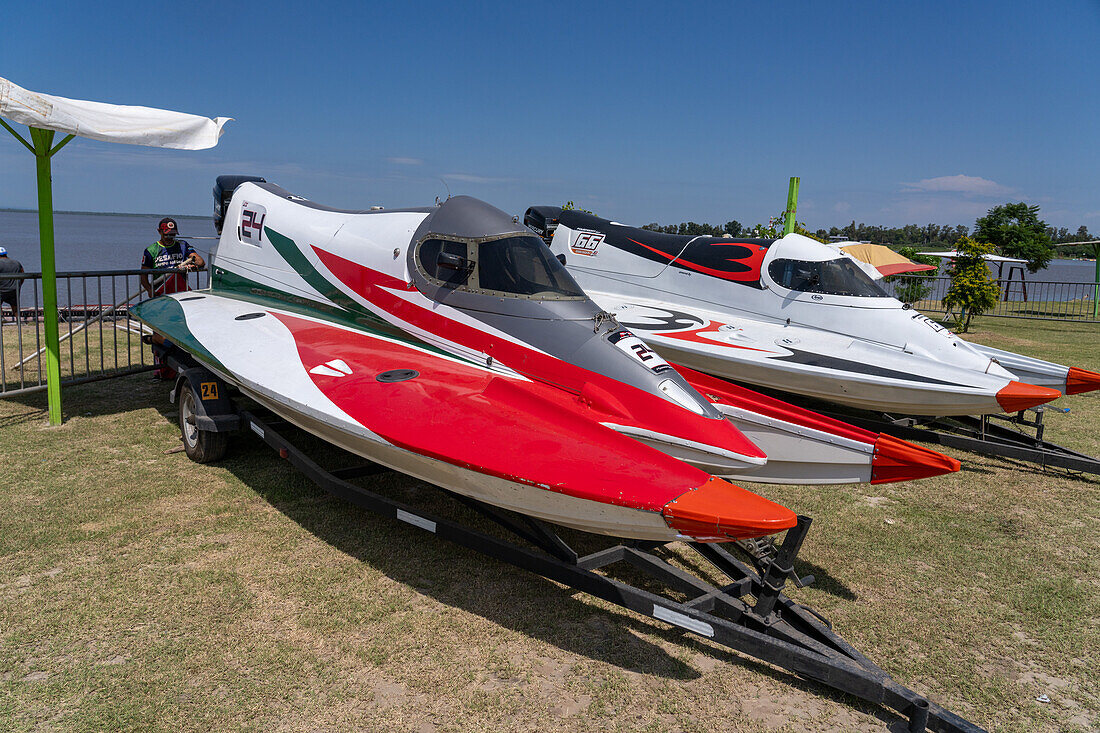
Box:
xmin=179 ymin=381 xmax=228 ymax=463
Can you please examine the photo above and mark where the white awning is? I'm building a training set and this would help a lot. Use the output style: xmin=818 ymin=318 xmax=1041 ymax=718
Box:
xmin=916 ymin=251 xmax=1027 ymax=263
xmin=0 ymin=76 xmax=231 ymax=150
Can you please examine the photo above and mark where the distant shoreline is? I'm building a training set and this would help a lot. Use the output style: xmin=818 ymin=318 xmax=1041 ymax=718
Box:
xmin=0 ymin=208 xmax=207 ymax=219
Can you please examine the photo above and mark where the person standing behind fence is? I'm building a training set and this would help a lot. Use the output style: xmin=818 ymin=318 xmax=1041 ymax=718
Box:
xmin=0 ymin=246 xmax=24 ymax=322
xmin=140 ymin=217 xmax=204 ymax=298
xmin=140 ymin=218 xmax=204 ymax=379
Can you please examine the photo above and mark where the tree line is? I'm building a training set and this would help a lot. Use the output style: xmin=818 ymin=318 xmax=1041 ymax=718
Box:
xmin=641 ymin=212 xmax=1093 ymax=257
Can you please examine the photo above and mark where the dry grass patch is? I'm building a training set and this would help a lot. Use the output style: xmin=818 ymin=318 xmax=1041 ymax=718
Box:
xmin=0 ymin=317 xmax=1097 ymax=732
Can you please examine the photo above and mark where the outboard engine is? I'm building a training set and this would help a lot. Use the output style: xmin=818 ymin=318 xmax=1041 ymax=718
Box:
xmin=524 ymin=205 xmax=562 ymax=246
xmin=213 ymin=175 xmax=267 ymax=233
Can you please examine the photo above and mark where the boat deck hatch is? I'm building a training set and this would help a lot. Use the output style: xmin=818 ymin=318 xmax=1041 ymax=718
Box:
xmin=376 ymin=369 xmax=419 ymax=383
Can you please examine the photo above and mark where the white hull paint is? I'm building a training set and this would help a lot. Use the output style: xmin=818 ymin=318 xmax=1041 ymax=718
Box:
xmin=967 ymin=342 xmax=1070 ymax=391
xmin=717 ymin=404 xmax=874 ymax=484
xmin=597 ymin=294 xmax=1016 ymax=416
xmin=538 ymin=213 xmax=1065 ymax=416
xmin=164 ymin=292 xmax=683 ymax=541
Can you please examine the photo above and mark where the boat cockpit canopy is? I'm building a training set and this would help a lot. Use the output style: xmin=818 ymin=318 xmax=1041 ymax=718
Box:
xmin=416 ymin=233 xmax=586 ymax=300
xmin=768 ymin=256 xmax=889 ymax=298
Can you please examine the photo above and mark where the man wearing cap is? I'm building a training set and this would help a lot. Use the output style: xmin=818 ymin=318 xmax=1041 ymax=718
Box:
xmin=141 ymin=218 xmax=204 ymax=379
xmin=0 ymin=246 xmax=25 ymax=322
xmin=140 ymin=217 xmax=204 ymax=298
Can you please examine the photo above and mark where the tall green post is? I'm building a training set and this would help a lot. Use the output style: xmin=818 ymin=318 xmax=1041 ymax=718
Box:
xmin=2 ymin=120 xmax=73 ymax=425
xmin=782 ymin=177 xmax=800 ymax=236
xmin=30 ymin=127 xmax=64 ymax=425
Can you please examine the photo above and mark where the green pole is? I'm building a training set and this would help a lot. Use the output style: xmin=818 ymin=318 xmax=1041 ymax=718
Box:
xmin=1093 ymin=244 xmax=1099 ymax=320
xmin=782 ymin=177 xmax=800 ymax=235
xmin=28 ymin=127 xmax=64 ymax=425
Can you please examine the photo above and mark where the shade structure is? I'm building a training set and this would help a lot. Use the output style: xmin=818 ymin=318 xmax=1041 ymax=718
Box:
xmin=1 ymin=77 xmax=230 ymax=150
xmin=839 ymin=243 xmax=938 ymax=277
xmin=0 ymin=76 xmax=231 ymax=424
xmin=915 ymin=250 xmax=1027 ymax=264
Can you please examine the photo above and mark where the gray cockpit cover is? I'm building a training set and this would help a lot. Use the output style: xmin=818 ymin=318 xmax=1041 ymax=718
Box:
xmin=410 ymin=195 xmax=529 ymax=242
xmin=404 ymin=196 xmax=722 ymax=419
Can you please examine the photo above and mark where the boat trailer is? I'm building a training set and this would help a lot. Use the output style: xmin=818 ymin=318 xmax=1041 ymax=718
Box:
xmin=158 ymin=344 xmax=985 ymax=732
xmin=820 ymin=405 xmax=1100 ymax=477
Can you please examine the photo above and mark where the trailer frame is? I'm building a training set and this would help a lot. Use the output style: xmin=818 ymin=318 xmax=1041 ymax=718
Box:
xmin=153 ymin=342 xmax=986 ymax=732
xmin=819 ymin=406 xmax=1100 ymax=476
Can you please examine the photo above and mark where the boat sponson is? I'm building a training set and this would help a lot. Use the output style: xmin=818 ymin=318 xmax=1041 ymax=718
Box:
xmin=677 ymin=363 xmax=961 ymax=484
xmin=870 ymin=435 xmax=961 ymax=484
xmin=1066 ymin=367 xmax=1100 ymax=396
xmin=265 ymin=308 xmax=796 ymax=540
xmin=995 ymin=380 xmax=1062 ymax=413
xmin=672 ymin=364 xmax=879 ymax=445
xmin=661 ymin=476 xmax=798 ymax=541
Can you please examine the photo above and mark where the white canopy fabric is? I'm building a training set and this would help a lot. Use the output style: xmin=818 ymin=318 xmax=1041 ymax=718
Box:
xmin=0 ymin=76 xmax=231 ymax=150
xmin=916 ymin=251 xmax=1027 ymax=264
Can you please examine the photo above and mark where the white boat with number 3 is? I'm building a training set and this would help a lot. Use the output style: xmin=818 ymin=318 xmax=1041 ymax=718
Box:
xmin=524 ymin=207 xmax=1099 ymax=416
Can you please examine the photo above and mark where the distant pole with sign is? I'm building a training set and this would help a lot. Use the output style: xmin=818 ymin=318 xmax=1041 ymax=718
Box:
xmin=782 ymin=177 xmax=800 ymax=236
xmin=1057 ymin=239 xmax=1100 ymax=319
xmin=1093 ymin=242 xmax=1100 ymax=319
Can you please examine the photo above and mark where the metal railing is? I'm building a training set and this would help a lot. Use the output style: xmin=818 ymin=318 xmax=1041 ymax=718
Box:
xmin=0 ymin=267 xmax=209 ymax=398
xmin=882 ymin=275 xmax=1100 ymax=322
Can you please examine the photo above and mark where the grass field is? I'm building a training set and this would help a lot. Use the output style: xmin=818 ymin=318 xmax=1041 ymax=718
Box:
xmin=0 ymin=316 xmax=1097 ymax=732
xmin=1 ymin=319 xmax=150 ymax=393
xmin=912 ymin=298 xmax=1100 ymax=323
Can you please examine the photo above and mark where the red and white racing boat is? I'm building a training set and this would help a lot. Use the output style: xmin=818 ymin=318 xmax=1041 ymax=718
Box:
xmin=132 ymin=179 xmax=957 ymax=542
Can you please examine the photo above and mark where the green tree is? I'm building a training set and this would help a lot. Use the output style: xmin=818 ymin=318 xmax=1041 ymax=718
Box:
xmin=884 ymin=247 xmax=940 ymax=304
xmin=974 ymin=202 xmax=1054 ymax=273
xmin=748 ymin=214 xmax=825 ymax=241
xmin=942 ymin=237 xmax=999 ymax=332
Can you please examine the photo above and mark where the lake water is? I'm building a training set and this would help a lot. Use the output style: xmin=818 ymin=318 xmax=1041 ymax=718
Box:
xmin=0 ymin=210 xmax=217 ymax=272
xmin=2 ymin=209 xmax=1095 ymax=280
xmin=0 ymin=209 xmax=1096 ymax=307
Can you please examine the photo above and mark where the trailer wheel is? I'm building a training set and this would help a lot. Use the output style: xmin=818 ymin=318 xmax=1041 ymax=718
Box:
xmin=179 ymin=381 xmax=228 ymax=463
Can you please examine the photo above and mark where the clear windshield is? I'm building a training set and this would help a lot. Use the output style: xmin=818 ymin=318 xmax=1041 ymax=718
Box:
xmin=768 ymin=257 xmax=888 ymax=298
xmin=476 ymin=236 xmax=586 ymax=298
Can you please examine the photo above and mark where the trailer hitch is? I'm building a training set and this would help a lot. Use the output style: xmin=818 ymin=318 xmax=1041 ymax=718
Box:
xmin=737 ymin=522 xmax=816 ymax=593
xmin=752 ymin=515 xmax=814 ymax=619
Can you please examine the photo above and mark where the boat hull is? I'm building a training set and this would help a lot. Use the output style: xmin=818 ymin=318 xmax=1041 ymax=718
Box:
xmin=674 ymin=365 xmax=961 ymax=484
xmin=599 ymin=295 xmax=1028 ymax=416
xmin=132 ymin=291 xmax=794 ymax=542
xmin=537 ymin=210 xmax=1065 ymax=416
xmin=245 ymin=389 xmax=681 ymax=540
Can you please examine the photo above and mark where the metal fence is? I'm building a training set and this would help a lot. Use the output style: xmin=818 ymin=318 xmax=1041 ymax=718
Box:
xmin=0 ymin=267 xmax=209 ymax=398
xmin=881 ymin=275 xmax=1100 ymax=322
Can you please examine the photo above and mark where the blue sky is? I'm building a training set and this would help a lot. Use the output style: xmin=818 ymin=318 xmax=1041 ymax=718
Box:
xmin=2 ymin=1 xmax=1097 ymax=230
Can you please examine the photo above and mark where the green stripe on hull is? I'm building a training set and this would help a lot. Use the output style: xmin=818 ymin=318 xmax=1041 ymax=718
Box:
xmin=211 ymin=228 xmax=479 ymax=366
xmin=263 ymin=227 xmax=390 ymax=324
xmin=130 ymin=296 xmax=224 ymax=370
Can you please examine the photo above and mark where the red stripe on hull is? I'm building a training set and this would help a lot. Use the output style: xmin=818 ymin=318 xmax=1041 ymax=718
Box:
xmin=662 ymin=323 xmax=773 ymax=353
xmin=674 ymin=364 xmax=879 ymax=445
xmin=310 ymin=245 xmax=766 ymax=463
xmin=271 ymin=311 xmax=710 ymax=511
xmin=627 ymin=237 xmax=767 ymax=283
